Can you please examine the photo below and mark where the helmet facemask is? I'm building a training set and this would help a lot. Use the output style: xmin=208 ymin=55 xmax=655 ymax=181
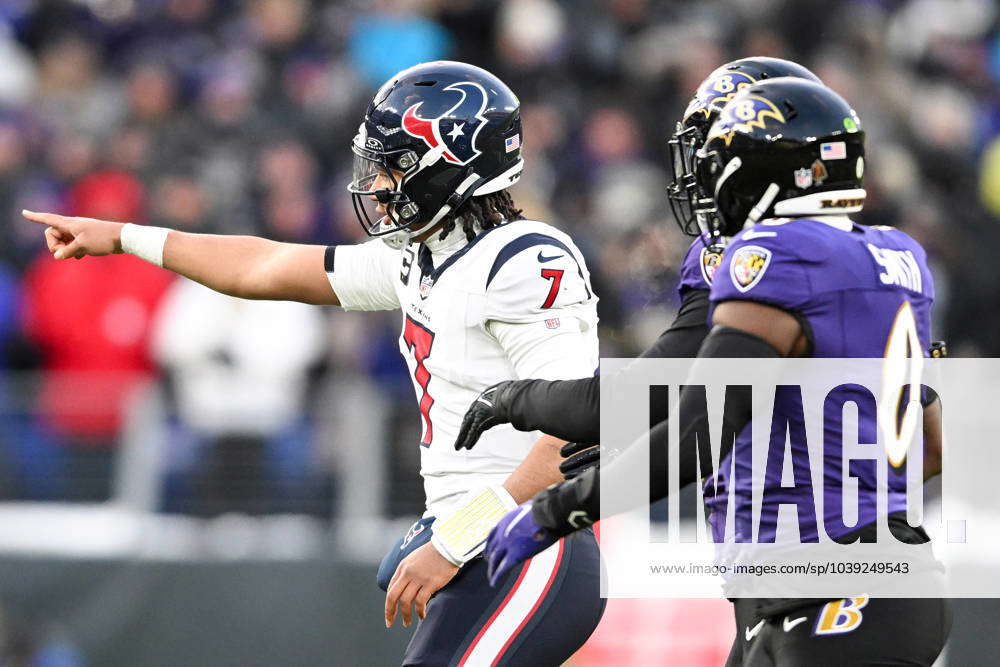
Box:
xmin=666 ymin=122 xmax=701 ymax=236
xmin=667 ymin=120 xmax=726 ymax=244
xmin=348 ymin=134 xmax=429 ymax=248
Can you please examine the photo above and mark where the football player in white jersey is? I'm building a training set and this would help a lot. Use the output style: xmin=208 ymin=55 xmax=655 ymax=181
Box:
xmin=24 ymin=61 xmax=605 ymax=666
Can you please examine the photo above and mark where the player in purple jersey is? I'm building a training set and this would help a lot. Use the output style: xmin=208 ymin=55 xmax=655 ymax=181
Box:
xmin=469 ymin=79 xmax=950 ymax=664
xmin=455 ymin=57 xmax=822 ymax=458
xmin=704 ymin=220 xmax=936 ymax=545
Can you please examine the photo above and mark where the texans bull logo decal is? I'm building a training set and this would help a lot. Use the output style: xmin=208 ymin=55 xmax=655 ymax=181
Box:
xmin=402 ymin=81 xmax=489 ymax=165
xmin=708 ymin=94 xmax=787 ymax=146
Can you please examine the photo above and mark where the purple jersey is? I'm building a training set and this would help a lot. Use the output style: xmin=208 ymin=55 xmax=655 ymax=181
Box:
xmin=705 ymin=217 xmax=934 ymax=542
xmin=677 ymin=236 xmax=725 ymax=299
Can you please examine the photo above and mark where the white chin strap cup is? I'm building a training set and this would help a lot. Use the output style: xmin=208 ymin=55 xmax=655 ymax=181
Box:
xmin=380 ymin=229 xmax=410 ymax=250
xmin=377 ymin=216 xmax=428 ymax=250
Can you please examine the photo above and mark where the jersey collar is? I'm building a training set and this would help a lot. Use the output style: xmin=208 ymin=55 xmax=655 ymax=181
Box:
xmin=416 ymin=220 xmax=510 ymax=288
xmin=811 ymin=215 xmax=854 ymax=232
xmin=422 ymin=221 xmax=474 ymax=267
xmin=759 ymin=215 xmax=854 ymax=232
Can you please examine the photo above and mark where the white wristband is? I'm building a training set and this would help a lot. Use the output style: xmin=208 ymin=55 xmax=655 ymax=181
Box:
xmin=120 ymin=223 xmax=170 ymax=267
xmin=431 ymin=486 xmax=518 ymax=567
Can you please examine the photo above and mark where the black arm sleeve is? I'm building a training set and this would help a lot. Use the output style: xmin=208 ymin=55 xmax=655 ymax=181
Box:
xmin=533 ymin=325 xmax=783 ymax=532
xmin=502 ymin=375 xmax=600 ymax=442
xmin=503 ymin=289 xmax=711 ymax=443
xmin=640 ymin=288 xmax=710 ymax=359
xmin=646 ymin=325 xmax=781 ymax=503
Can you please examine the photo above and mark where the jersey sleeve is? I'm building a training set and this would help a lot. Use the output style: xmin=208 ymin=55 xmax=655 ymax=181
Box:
xmin=710 ymin=232 xmax=812 ymax=312
xmin=482 ymin=234 xmax=596 ymax=325
xmin=678 ymin=237 xmax=725 ymax=298
xmin=487 ymin=317 xmax=598 ymax=380
xmin=325 ymin=240 xmax=401 ymax=311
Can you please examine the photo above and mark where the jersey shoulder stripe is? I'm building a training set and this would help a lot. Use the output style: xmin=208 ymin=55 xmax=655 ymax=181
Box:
xmin=485 ymin=232 xmax=589 ymax=298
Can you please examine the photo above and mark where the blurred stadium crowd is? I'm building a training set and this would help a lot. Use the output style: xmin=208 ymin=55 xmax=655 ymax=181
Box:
xmin=0 ymin=0 xmax=996 ymax=515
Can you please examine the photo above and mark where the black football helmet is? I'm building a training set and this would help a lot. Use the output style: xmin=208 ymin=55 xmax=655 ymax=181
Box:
xmin=694 ymin=78 xmax=865 ymax=237
xmin=348 ymin=61 xmax=524 ymax=248
xmin=667 ymin=57 xmax=821 ymax=238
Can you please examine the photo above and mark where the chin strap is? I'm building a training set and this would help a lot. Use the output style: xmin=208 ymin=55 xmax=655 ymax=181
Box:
xmin=743 ymin=182 xmax=781 ymax=227
xmin=380 ymin=155 xmax=524 ymax=250
xmin=379 ymin=144 xmax=451 ymax=249
xmin=381 ymin=170 xmax=484 ymax=249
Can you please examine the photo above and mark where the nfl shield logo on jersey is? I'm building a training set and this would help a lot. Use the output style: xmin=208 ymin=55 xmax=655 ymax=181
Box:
xmin=545 ymin=318 xmax=561 ymax=329
xmin=419 ymin=275 xmax=434 ymax=299
xmin=730 ymin=245 xmax=772 ymax=292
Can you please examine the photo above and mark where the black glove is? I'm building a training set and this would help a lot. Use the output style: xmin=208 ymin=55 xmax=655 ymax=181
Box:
xmin=558 ymin=441 xmax=600 ymax=480
xmin=455 ymin=381 xmax=517 ymax=451
xmin=532 ymin=467 xmax=599 ymax=536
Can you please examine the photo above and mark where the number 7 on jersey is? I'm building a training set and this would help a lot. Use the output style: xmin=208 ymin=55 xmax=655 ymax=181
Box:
xmin=540 ymin=268 xmax=564 ymax=309
xmin=403 ymin=315 xmax=436 ymax=447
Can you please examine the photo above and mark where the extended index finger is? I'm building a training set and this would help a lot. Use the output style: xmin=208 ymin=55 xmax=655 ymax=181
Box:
xmin=22 ymin=210 xmax=74 ymax=232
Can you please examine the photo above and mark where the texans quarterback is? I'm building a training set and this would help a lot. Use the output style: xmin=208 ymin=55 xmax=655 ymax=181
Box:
xmin=24 ymin=61 xmax=605 ymax=666
xmin=460 ymin=79 xmax=950 ymax=665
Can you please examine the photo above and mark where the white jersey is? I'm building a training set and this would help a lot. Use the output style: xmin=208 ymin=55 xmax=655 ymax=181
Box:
xmin=326 ymin=220 xmax=599 ymax=517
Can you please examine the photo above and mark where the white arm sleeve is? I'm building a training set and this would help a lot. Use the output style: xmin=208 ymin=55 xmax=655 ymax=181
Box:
xmin=487 ymin=317 xmax=598 ymax=381
xmin=325 ymin=240 xmax=401 ymax=311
